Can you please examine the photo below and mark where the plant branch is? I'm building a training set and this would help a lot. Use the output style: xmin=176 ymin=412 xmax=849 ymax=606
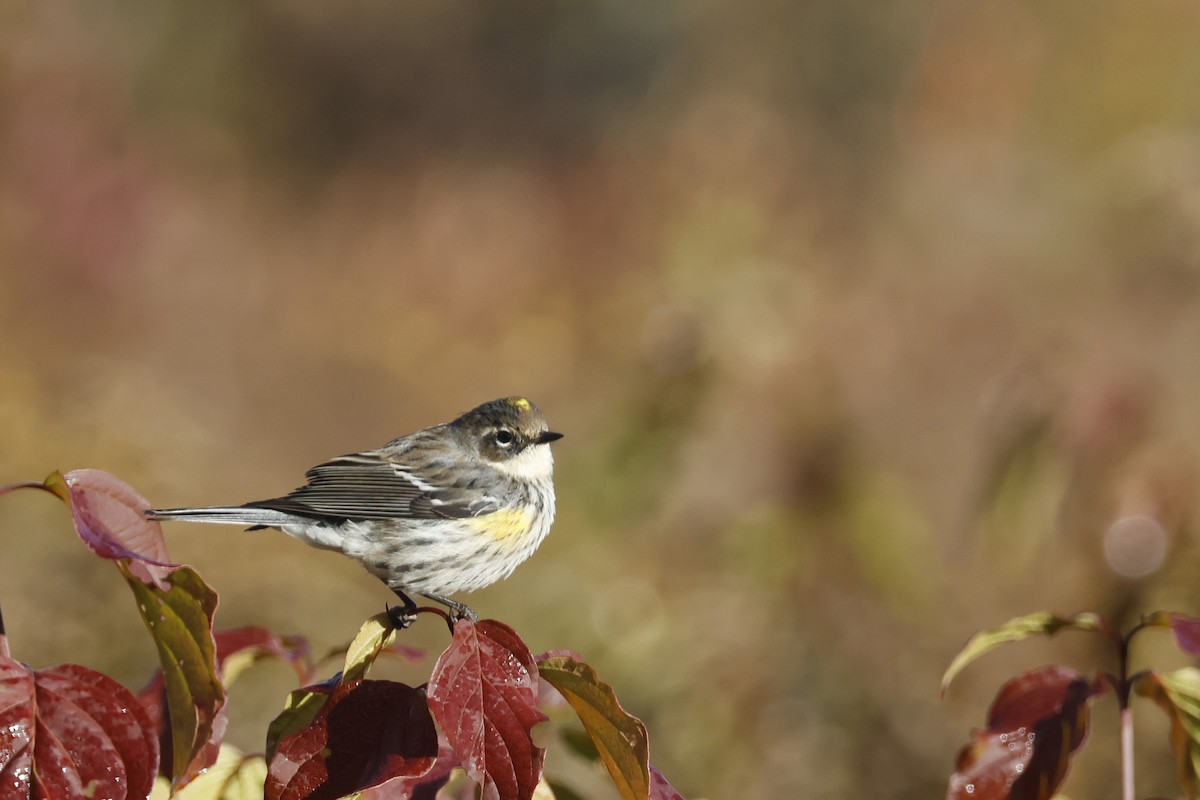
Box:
xmin=0 ymin=597 xmax=8 ymax=660
xmin=1120 ymin=706 xmax=1134 ymax=800
xmin=0 ymin=480 xmax=51 ymax=499
xmin=415 ymin=605 xmax=455 ymax=633
xmin=1117 ymin=623 xmax=1140 ymax=800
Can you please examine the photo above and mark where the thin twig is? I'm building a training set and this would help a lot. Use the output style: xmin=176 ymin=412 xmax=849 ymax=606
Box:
xmin=1117 ymin=626 xmax=1139 ymax=800
xmin=0 ymin=481 xmax=49 ymax=499
xmin=0 ymin=599 xmax=9 ymax=660
xmin=1120 ymin=706 xmax=1134 ymax=800
xmin=414 ymin=605 xmax=455 ymax=634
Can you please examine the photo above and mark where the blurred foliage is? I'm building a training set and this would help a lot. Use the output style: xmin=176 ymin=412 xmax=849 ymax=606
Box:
xmin=4 ymin=1 xmax=1200 ymax=797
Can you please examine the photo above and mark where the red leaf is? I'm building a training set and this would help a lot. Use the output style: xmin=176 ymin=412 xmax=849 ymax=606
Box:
xmin=650 ymin=765 xmax=686 ymax=800
xmin=358 ymin=734 xmax=459 ymax=800
xmin=216 ymin=626 xmax=312 ymax=685
xmin=427 ymin=619 xmax=547 ymax=800
xmin=380 ymin=642 xmax=427 ymax=665
xmin=0 ymin=656 xmax=159 ymax=800
xmin=134 ymin=671 xmax=169 ymax=768
xmin=1168 ymin=614 xmax=1200 ymax=655
xmin=948 ymin=666 xmax=1093 ymax=800
xmin=39 ymin=664 xmax=160 ymax=799
xmin=54 ymin=469 xmax=176 ymax=588
xmin=265 ymin=677 xmax=341 ymax=766
xmin=537 ymin=648 xmax=584 ymax=662
xmin=0 ymin=662 xmax=34 ymax=796
xmin=267 ymin=679 xmax=438 ymax=800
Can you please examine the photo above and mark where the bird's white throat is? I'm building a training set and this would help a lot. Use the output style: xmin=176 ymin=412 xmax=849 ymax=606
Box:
xmin=492 ymin=442 xmax=554 ymax=481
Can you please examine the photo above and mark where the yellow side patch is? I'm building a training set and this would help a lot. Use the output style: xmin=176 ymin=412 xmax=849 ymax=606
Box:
xmin=465 ymin=507 xmax=535 ymax=545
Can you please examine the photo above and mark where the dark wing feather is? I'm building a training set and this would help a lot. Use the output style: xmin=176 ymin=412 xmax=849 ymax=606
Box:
xmin=410 ymin=485 xmax=502 ymax=519
xmin=242 ymin=454 xmax=444 ymax=521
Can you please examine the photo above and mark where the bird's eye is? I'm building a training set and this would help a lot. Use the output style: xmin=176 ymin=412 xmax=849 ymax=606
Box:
xmin=495 ymin=428 xmax=515 ymax=447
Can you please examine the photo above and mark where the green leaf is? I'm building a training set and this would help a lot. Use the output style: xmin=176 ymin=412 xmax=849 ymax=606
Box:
xmin=1135 ymin=667 xmax=1200 ymax=798
xmin=941 ymin=612 xmax=1104 ymax=696
xmin=121 ymin=561 xmax=225 ymax=787
xmin=538 ymin=654 xmax=650 ymax=800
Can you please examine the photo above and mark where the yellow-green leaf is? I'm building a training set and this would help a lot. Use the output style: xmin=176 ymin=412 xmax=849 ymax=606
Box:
xmin=41 ymin=469 xmax=71 ymax=503
xmin=341 ymin=613 xmax=399 ymax=684
xmin=538 ymin=654 xmax=649 ymax=800
xmin=1135 ymin=668 xmax=1200 ymax=799
xmin=941 ymin=612 xmax=1104 ymax=696
xmin=172 ymin=744 xmax=267 ymax=800
xmin=122 ymin=562 xmax=224 ymax=786
xmin=532 ymin=776 xmax=558 ymax=800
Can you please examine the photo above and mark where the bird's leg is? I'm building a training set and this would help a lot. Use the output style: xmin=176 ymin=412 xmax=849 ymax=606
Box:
xmin=386 ymin=588 xmax=420 ymax=629
xmin=421 ymin=593 xmax=479 ymax=623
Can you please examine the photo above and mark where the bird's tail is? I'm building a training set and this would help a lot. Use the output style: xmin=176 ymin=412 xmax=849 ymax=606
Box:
xmin=146 ymin=506 xmax=300 ymax=528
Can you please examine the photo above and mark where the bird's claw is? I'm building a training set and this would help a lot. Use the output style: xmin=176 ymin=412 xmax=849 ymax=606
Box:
xmin=386 ymin=601 xmax=419 ymax=630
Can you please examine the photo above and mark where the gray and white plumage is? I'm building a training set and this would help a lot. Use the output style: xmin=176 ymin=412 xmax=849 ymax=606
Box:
xmin=148 ymin=397 xmax=561 ymax=615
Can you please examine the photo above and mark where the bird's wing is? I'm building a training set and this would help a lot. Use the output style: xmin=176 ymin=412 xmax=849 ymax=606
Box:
xmin=242 ymin=452 xmax=501 ymax=521
xmin=409 ymin=483 xmax=502 ymax=520
xmin=243 ymin=453 xmax=438 ymax=520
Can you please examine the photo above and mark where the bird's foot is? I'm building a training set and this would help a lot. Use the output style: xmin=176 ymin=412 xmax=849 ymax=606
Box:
xmin=385 ymin=590 xmax=420 ymax=630
xmin=421 ymin=593 xmax=478 ymax=625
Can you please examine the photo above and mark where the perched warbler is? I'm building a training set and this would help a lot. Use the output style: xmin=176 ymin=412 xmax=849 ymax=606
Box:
xmin=148 ymin=397 xmax=562 ymax=621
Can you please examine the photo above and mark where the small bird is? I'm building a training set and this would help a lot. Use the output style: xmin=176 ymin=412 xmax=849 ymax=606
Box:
xmin=148 ymin=397 xmax=561 ymax=622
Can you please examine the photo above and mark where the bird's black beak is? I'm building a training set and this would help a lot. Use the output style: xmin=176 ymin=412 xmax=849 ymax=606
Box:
xmin=536 ymin=431 xmax=564 ymax=444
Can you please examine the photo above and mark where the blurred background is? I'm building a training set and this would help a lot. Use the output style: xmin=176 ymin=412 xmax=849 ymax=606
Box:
xmin=4 ymin=1 xmax=1200 ymax=797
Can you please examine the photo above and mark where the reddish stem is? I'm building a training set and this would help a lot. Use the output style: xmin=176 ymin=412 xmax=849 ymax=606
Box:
xmin=0 ymin=481 xmax=50 ymax=499
xmin=1120 ymin=706 xmax=1134 ymax=800
xmin=415 ymin=605 xmax=455 ymax=633
xmin=1116 ymin=621 xmax=1148 ymax=800
xmin=386 ymin=603 xmax=456 ymax=635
